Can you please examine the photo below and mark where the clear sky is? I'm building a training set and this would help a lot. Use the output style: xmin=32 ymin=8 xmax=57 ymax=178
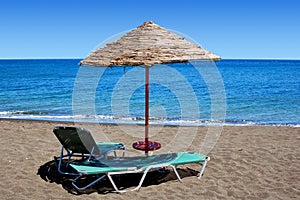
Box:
xmin=1 ymin=0 xmax=299 ymax=59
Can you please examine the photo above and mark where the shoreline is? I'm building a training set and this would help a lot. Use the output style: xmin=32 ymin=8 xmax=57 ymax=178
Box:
xmin=1 ymin=58 xmax=300 ymax=61
xmin=0 ymin=119 xmax=299 ymax=199
xmin=0 ymin=118 xmax=299 ymax=128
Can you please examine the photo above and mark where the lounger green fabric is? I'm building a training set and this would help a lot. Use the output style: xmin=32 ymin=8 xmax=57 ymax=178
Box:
xmin=70 ymin=152 xmax=210 ymax=193
xmin=70 ymin=152 xmax=206 ymax=174
xmin=53 ymin=126 xmax=126 ymax=175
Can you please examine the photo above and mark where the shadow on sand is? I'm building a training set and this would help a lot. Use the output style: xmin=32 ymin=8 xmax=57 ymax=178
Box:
xmin=37 ymin=159 xmax=198 ymax=195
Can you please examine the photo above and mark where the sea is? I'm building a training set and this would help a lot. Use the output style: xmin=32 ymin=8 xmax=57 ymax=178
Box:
xmin=0 ymin=59 xmax=299 ymax=127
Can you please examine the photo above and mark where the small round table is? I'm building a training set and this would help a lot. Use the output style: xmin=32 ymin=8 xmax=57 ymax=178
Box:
xmin=132 ymin=141 xmax=161 ymax=151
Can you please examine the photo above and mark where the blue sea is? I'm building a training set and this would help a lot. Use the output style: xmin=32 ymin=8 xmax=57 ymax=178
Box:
xmin=0 ymin=59 xmax=299 ymax=126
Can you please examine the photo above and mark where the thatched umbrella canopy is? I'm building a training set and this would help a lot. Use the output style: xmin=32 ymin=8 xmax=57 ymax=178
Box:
xmin=79 ymin=21 xmax=220 ymax=154
xmin=79 ymin=21 xmax=220 ymax=67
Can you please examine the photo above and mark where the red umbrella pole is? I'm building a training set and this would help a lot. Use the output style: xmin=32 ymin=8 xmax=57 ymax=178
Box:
xmin=132 ymin=67 xmax=161 ymax=153
xmin=145 ymin=67 xmax=149 ymax=154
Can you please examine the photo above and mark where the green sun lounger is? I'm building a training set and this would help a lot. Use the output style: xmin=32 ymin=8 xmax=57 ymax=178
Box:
xmin=53 ymin=126 xmax=126 ymax=175
xmin=70 ymin=152 xmax=210 ymax=193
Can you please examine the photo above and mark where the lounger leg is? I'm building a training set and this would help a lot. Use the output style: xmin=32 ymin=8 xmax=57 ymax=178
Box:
xmin=57 ymin=146 xmax=67 ymax=174
xmin=107 ymin=169 xmax=150 ymax=193
xmin=131 ymin=169 xmax=150 ymax=191
xmin=55 ymin=146 xmax=78 ymax=175
xmin=72 ymin=174 xmax=106 ymax=191
xmin=122 ymin=146 xmax=126 ymax=158
xmin=171 ymin=165 xmax=182 ymax=182
xmin=198 ymin=159 xmax=208 ymax=179
xmin=66 ymin=151 xmax=73 ymax=167
xmin=107 ymin=173 xmax=127 ymax=193
xmin=57 ymin=155 xmax=64 ymax=174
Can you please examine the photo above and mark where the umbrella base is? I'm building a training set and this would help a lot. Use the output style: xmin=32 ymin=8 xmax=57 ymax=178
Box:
xmin=132 ymin=141 xmax=161 ymax=151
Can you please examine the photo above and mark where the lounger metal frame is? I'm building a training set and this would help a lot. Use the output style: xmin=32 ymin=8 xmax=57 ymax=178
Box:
xmin=54 ymin=144 xmax=126 ymax=175
xmin=71 ymin=156 xmax=210 ymax=193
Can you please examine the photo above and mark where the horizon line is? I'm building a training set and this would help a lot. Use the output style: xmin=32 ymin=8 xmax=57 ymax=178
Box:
xmin=0 ymin=57 xmax=300 ymax=61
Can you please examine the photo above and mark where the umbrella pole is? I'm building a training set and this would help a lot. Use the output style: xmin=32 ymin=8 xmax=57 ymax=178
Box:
xmin=145 ymin=67 xmax=149 ymax=155
xmin=132 ymin=66 xmax=160 ymax=153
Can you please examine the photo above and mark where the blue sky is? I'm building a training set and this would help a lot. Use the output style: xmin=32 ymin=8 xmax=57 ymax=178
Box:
xmin=0 ymin=0 xmax=299 ymax=59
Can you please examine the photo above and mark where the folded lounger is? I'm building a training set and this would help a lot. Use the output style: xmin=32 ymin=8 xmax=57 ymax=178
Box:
xmin=70 ymin=152 xmax=210 ymax=193
xmin=53 ymin=126 xmax=126 ymax=175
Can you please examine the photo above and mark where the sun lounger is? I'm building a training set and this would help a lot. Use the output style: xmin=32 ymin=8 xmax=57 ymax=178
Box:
xmin=53 ymin=126 xmax=126 ymax=175
xmin=70 ymin=152 xmax=210 ymax=193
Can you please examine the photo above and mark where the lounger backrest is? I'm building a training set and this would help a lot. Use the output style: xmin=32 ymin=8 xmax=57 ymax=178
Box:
xmin=53 ymin=126 xmax=100 ymax=156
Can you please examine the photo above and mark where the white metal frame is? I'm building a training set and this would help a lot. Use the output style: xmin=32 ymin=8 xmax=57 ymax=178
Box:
xmin=71 ymin=156 xmax=210 ymax=193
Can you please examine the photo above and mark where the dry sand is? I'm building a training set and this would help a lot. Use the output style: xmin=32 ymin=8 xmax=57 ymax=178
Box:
xmin=0 ymin=119 xmax=299 ymax=199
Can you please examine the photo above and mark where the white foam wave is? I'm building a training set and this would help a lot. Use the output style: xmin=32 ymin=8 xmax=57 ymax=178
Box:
xmin=0 ymin=112 xmax=299 ymax=127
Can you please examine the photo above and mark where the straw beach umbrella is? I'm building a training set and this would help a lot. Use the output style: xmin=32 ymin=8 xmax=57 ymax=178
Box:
xmin=79 ymin=21 xmax=220 ymax=154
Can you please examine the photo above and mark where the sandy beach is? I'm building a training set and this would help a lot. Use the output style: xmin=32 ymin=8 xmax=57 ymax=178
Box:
xmin=0 ymin=119 xmax=299 ymax=199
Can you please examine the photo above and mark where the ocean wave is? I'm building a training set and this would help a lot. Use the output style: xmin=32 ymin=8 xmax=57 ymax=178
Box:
xmin=0 ymin=111 xmax=48 ymax=115
xmin=0 ymin=112 xmax=299 ymax=127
